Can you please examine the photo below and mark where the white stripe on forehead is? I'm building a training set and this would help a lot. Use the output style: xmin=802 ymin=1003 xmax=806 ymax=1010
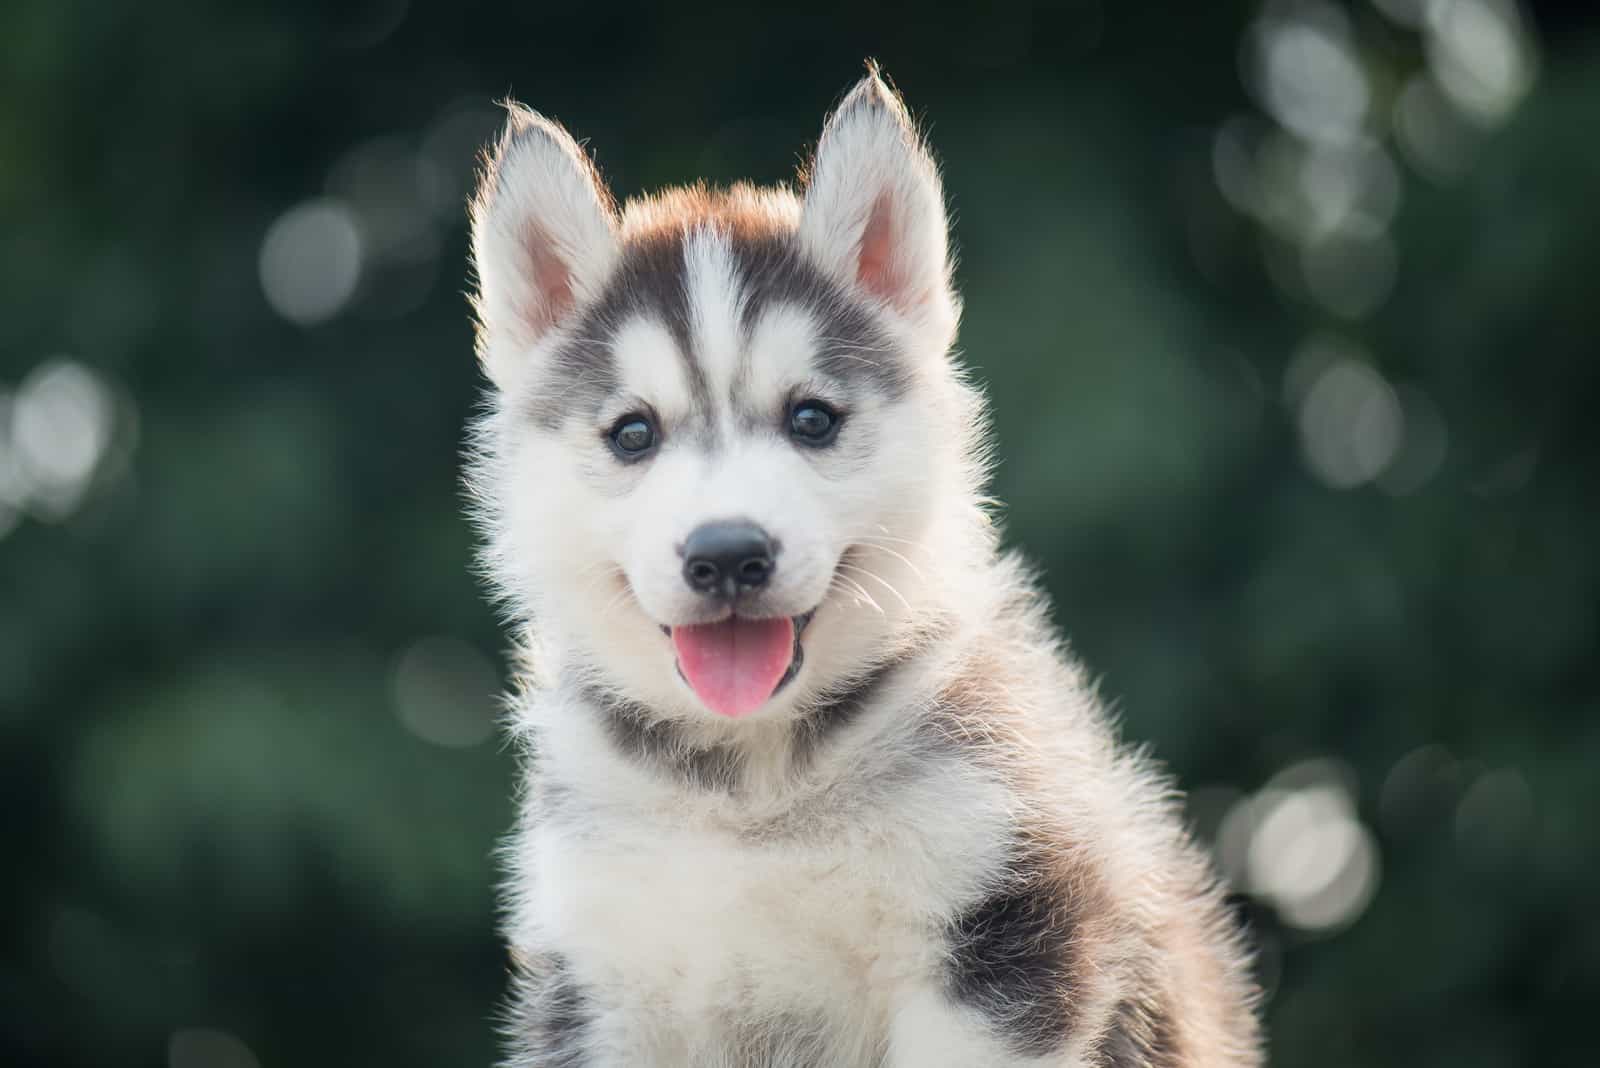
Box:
xmin=745 ymin=302 xmax=821 ymax=404
xmin=608 ymin=316 xmax=694 ymax=419
xmin=683 ymin=227 xmax=745 ymax=398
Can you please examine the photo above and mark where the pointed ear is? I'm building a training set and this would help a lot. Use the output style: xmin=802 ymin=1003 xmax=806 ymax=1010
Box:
xmin=799 ymin=71 xmax=956 ymax=338
xmin=470 ymin=104 xmax=618 ymax=388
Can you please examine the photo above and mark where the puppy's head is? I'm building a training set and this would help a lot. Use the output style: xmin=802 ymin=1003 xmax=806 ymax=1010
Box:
xmin=469 ymin=71 xmax=979 ymax=722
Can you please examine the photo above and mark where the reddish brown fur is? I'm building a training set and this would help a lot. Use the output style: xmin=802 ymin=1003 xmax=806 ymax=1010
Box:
xmin=618 ymin=182 xmax=802 ymax=248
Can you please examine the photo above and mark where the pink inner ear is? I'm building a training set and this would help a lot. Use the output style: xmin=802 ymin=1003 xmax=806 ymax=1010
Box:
xmin=856 ymin=191 xmax=905 ymax=307
xmin=521 ymin=222 xmax=575 ymax=337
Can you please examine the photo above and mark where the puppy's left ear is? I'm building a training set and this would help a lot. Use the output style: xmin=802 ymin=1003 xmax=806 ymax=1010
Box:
xmin=470 ymin=104 xmax=619 ymax=389
xmin=800 ymin=71 xmax=956 ymax=340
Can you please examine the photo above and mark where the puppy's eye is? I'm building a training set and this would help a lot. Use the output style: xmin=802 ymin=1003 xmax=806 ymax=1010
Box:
xmin=788 ymin=401 xmax=841 ymax=446
xmin=609 ymin=415 xmax=657 ymax=459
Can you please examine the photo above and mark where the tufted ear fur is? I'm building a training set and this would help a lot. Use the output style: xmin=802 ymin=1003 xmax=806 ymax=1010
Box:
xmin=470 ymin=105 xmax=618 ymax=389
xmin=799 ymin=70 xmax=956 ymax=341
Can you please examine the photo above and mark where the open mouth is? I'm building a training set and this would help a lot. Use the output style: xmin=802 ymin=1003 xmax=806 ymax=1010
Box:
xmin=663 ymin=610 xmax=815 ymax=718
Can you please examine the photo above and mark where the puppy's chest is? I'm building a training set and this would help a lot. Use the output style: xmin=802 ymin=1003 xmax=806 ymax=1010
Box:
xmin=530 ymin=773 xmax=1010 ymax=1022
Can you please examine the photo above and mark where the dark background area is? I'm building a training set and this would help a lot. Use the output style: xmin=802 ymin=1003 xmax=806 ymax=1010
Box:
xmin=3 ymin=1 xmax=1597 ymax=1065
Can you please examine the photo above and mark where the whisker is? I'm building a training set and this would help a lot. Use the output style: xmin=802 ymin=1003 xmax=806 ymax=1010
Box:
xmin=848 ymin=529 xmax=936 ymax=552
xmin=828 ymin=573 xmax=883 ymax=615
xmin=836 ymin=561 xmax=912 ymax=613
xmin=857 ymin=527 xmax=938 ymax=552
xmin=812 ymin=335 xmax=898 ymax=354
xmin=548 ymin=366 xmax=610 ymax=404
xmin=599 ymin=580 xmax=636 ymax=616
xmin=816 ymin=352 xmax=880 ymax=367
xmin=849 ymin=538 xmax=929 ymax=581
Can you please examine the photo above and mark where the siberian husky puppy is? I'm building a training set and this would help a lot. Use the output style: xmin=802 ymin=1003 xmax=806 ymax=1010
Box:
xmin=466 ymin=67 xmax=1261 ymax=1067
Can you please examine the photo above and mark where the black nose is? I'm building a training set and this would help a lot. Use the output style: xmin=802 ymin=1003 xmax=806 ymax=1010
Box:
xmin=681 ymin=520 xmax=776 ymax=596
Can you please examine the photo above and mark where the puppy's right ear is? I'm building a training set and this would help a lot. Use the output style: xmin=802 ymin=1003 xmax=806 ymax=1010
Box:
xmin=470 ymin=105 xmax=618 ymax=389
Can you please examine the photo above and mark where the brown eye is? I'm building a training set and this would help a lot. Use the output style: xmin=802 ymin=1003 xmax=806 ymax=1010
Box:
xmin=788 ymin=401 xmax=840 ymax=446
xmin=609 ymin=415 xmax=657 ymax=459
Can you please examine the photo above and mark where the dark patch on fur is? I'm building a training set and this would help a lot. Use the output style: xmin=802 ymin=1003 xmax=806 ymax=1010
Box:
xmin=790 ymin=613 xmax=960 ymax=770
xmin=1099 ymin=995 xmax=1180 ymax=1068
xmin=945 ymin=846 xmax=1081 ymax=1057
xmin=787 ymin=625 xmax=939 ymax=771
xmin=529 ymin=331 xmax=621 ymax=431
xmin=525 ymin=229 xmax=710 ymax=436
xmin=591 ymin=688 xmax=744 ymax=791
xmin=618 ymin=231 xmax=714 ymax=430
xmin=524 ymin=218 xmax=910 ymax=433
xmin=732 ymin=235 xmax=910 ymax=400
xmin=507 ymin=953 xmax=592 ymax=1067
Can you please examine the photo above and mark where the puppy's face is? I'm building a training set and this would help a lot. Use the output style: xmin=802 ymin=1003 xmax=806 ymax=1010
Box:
xmin=470 ymin=75 xmax=959 ymax=721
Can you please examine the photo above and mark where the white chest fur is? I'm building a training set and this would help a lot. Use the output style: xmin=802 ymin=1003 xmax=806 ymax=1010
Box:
xmin=513 ymin=715 xmax=1017 ymax=1059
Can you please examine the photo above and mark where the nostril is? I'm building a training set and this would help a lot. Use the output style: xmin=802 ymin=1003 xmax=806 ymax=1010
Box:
xmin=737 ymin=557 xmax=772 ymax=585
xmin=686 ymin=559 xmax=721 ymax=590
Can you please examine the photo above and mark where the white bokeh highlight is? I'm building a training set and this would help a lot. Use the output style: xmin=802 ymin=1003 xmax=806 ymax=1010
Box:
xmin=1286 ymin=340 xmax=1404 ymax=489
xmin=1253 ymin=10 xmax=1369 ymax=147
xmin=390 ymin=636 xmax=499 ymax=748
xmin=2 ymin=359 xmax=124 ymax=524
xmin=1425 ymin=0 xmax=1536 ymax=124
xmin=1218 ymin=759 xmax=1381 ymax=933
xmin=258 ymin=198 xmax=364 ymax=326
xmin=168 ymin=1028 xmax=261 ymax=1068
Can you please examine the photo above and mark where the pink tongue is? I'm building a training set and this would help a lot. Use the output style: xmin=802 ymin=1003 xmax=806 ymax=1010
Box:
xmin=672 ymin=616 xmax=795 ymax=718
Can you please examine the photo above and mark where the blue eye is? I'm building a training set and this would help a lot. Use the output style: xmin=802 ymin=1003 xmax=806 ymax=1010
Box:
xmin=789 ymin=401 xmax=840 ymax=446
xmin=609 ymin=415 xmax=657 ymax=459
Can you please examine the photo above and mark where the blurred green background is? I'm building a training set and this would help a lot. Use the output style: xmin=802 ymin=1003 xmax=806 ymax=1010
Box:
xmin=3 ymin=0 xmax=1597 ymax=1065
